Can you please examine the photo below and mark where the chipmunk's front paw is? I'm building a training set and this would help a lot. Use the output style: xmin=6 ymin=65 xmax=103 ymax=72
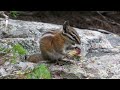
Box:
xmin=64 ymin=54 xmax=73 ymax=59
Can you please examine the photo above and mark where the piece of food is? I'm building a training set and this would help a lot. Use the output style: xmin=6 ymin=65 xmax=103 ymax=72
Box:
xmin=75 ymin=47 xmax=81 ymax=55
xmin=67 ymin=47 xmax=81 ymax=57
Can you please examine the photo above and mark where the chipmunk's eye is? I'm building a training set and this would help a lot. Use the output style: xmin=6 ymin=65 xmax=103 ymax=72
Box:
xmin=73 ymin=36 xmax=76 ymax=39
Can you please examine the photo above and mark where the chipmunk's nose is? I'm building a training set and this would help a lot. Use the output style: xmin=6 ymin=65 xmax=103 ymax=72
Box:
xmin=75 ymin=47 xmax=81 ymax=54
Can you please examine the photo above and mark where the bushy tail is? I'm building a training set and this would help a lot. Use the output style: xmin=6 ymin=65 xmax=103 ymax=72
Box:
xmin=27 ymin=53 xmax=44 ymax=63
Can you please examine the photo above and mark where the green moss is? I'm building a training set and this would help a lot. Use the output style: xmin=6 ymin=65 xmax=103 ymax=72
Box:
xmin=10 ymin=11 xmax=19 ymax=18
xmin=12 ymin=44 xmax=28 ymax=55
xmin=26 ymin=64 xmax=51 ymax=79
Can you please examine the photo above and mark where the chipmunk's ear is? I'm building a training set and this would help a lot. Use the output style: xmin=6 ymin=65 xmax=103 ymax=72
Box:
xmin=63 ymin=21 xmax=70 ymax=33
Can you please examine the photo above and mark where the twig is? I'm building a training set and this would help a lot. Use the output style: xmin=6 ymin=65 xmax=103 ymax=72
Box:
xmin=96 ymin=11 xmax=108 ymax=21
xmin=96 ymin=11 xmax=120 ymax=26
xmin=0 ymin=11 xmax=9 ymax=31
xmin=14 ymin=11 xmax=38 ymax=16
xmin=92 ymin=17 xmax=112 ymax=29
xmin=87 ymin=27 xmax=113 ymax=34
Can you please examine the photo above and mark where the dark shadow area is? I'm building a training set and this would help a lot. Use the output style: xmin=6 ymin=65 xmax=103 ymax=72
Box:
xmin=2 ymin=11 xmax=120 ymax=35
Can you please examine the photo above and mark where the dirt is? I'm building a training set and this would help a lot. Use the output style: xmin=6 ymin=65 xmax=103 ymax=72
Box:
xmin=2 ymin=11 xmax=120 ymax=35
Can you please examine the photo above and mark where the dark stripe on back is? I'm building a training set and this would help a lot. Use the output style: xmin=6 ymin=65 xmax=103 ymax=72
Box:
xmin=68 ymin=32 xmax=80 ymax=44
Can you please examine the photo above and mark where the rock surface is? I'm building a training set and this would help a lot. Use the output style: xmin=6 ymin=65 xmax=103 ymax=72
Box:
xmin=0 ymin=18 xmax=120 ymax=79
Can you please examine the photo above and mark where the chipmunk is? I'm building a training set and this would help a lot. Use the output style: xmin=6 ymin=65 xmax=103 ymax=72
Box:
xmin=27 ymin=21 xmax=81 ymax=63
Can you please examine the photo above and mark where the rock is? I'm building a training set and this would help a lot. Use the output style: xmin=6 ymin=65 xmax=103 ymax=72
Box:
xmin=0 ymin=68 xmax=7 ymax=77
xmin=0 ymin=59 xmax=5 ymax=65
xmin=16 ymin=62 xmax=36 ymax=71
xmin=51 ymin=68 xmax=81 ymax=79
xmin=0 ymin=61 xmax=36 ymax=78
xmin=0 ymin=18 xmax=120 ymax=79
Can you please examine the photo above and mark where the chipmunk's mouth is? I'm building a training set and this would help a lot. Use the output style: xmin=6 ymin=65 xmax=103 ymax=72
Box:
xmin=66 ymin=44 xmax=81 ymax=53
xmin=74 ymin=47 xmax=81 ymax=54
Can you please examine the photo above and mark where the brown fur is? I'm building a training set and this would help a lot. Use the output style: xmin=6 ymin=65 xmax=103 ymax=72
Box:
xmin=27 ymin=21 xmax=81 ymax=63
xmin=40 ymin=31 xmax=66 ymax=61
xmin=27 ymin=53 xmax=43 ymax=63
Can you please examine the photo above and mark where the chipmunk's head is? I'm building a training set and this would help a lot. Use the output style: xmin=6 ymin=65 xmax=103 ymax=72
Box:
xmin=62 ymin=21 xmax=81 ymax=45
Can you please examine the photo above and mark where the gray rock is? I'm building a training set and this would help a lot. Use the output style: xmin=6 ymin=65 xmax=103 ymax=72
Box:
xmin=0 ymin=68 xmax=7 ymax=76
